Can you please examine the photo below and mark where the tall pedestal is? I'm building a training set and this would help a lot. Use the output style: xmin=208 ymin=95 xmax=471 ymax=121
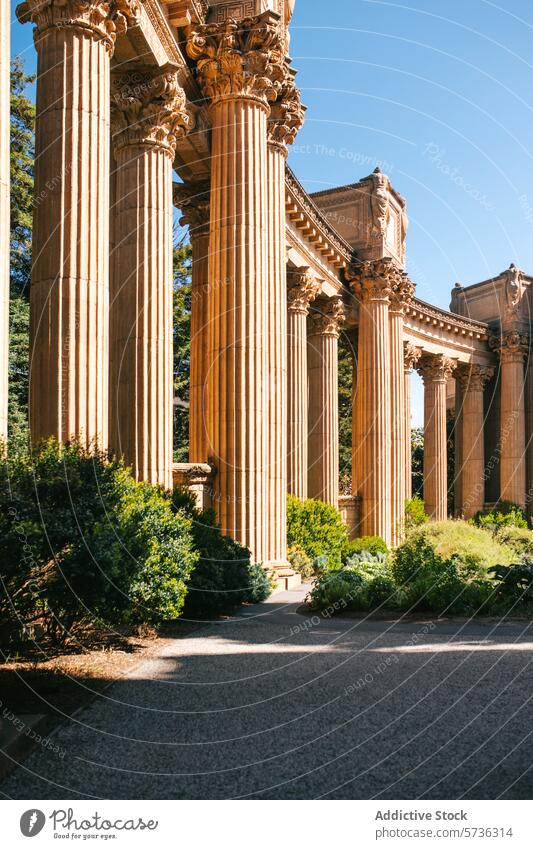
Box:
xmin=0 ymin=1 xmax=9 ymax=442
xmin=491 ymin=332 xmax=528 ymax=507
xmin=307 ymin=297 xmax=345 ymax=508
xmin=173 ymin=182 xmax=210 ymax=465
xmin=418 ymin=354 xmax=456 ymax=521
xmin=187 ymin=13 xmax=284 ymax=563
xmin=350 ymin=260 xmax=395 ymax=547
xmin=456 ymin=364 xmax=494 ymax=518
xmin=404 ymin=344 xmax=421 ymax=502
xmin=110 ymin=72 xmax=191 ymax=489
xmin=18 ymin=0 xmax=129 ymax=447
xmin=287 ymin=267 xmax=320 ymax=500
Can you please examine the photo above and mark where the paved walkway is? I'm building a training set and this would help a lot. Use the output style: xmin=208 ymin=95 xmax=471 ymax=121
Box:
xmin=2 ymin=586 xmax=532 ymax=799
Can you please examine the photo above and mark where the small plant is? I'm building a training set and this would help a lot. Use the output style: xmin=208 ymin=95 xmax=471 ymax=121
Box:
xmin=342 ymin=536 xmax=388 ymax=563
xmin=489 ymin=560 xmax=533 ymax=605
xmin=287 ymin=495 xmax=347 ymax=568
xmin=287 ymin=546 xmax=315 ymax=580
xmin=404 ymin=496 xmax=429 ymax=529
xmin=473 ymin=501 xmax=528 ymax=530
xmin=494 ymin=526 xmax=533 ymax=558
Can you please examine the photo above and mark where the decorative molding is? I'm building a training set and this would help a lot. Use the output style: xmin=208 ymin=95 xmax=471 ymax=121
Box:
xmin=490 ymin=330 xmax=530 ymax=361
xmin=417 ymin=353 xmax=457 ymax=384
xmin=346 ymin=256 xmax=402 ymax=303
xmin=407 ymin=297 xmax=490 ymax=341
xmin=308 ymin=296 xmax=346 ymax=337
xmin=16 ymin=0 xmax=140 ymax=52
xmin=186 ymin=11 xmax=285 ymax=106
xmin=455 ymin=363 xmax=495 ymax=393
xmin=404 ymin=342 xmax=422 ymax=372
xmin=173 ymin=180 xmax=210 ymax=231
xmin=285 ymin=167 xmax=353 ymax=264
xmin=268 ymin=62 xmax=305 ymax=149
xmin=111 ymin=70 xmax=193 ymax=156
xmin=287 ymin=266 xmax=321 ymax=313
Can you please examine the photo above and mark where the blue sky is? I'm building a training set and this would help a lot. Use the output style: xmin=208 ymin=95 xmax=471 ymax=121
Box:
xmin=10 ymin=0 xmax=533 ymax=423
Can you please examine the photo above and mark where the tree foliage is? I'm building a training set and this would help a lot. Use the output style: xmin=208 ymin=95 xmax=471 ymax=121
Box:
xmin=173 ymin=237 xmax=192 ymax=462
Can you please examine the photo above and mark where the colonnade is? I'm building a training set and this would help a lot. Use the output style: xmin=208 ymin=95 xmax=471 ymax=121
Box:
xmin=6 ymin=2 xmax=532 ymax=567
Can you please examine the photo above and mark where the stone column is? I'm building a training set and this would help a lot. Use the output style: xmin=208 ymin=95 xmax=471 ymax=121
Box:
xmin=455 ymin=364 xmax=494 ymax=518
xmin=265 ymin=71 xmax=304 ymax=567
xmin=404 ymin=343 xmax=421 ymax=501
xmin=349 ymin=259 xmax=395 ymax=547
xmin=173 ymin=181 xmax=210 ymax=465
xmin=490 ymin=331 xmax=529 ymax=507
xmin=187 ymin=13 xmax=284 ymax=563
xmin=527 ymin=357 xmax=533 ymax=518
xmin=17 ymin=0 xmax=136 ymax=447
xmin=418 ymin=354 xmax=456 ymax=520
xmin=307 ymin=296 xmax=345 ymax=508
xmin=110 ymin=71 xmax=192 ymax=489
xmin=389 ymin=275 xmax=414 ymax=545
xmin=0 ymin=0 xmax=9 ymax=442
xmin=287 ymin=267 xmax=320 ymax=500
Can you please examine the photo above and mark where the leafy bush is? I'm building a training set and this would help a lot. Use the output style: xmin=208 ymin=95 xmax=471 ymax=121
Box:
xmin=494 ymin=526 xmax=533 ymax=558
xmin=405 ymin=496 xmax=429 ymax=529
xmin=309 ymin=553 xmax=398 ymax=612
xmin=406 ymin=520 xmax=514 ymax=573
xmin=392 ymin=537 xmax=492 ymax=614
xmin=287 ymin=495 xmax=347 ymax=568
xmin=171 ymin=494 xmax=271 ymax=617
xmin=473 ymin=501 xmax=528 ymax=530
xmin=342 ymin=536 xmax=388 ymax=563
xmin=0 ymin=440 xmax=198 ymax=643
xmin=287 ymin=546 xmax=315 ymax=580
xmin=489 ymin=560 xmax=533 ymax=606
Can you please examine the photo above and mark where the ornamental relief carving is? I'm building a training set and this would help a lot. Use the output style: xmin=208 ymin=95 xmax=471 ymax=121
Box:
xmin=308 ymin=296 xmax=346 ymax=337
xmin=417 ymin=353 xmax=457 ymax=384
xmin=404 ymin=343 xmax=422 ymax=372
xmin=17 ymin=0 xmax=140 ymax=52
xmin=186 ymin=12 xmax=285 ymax=105
xmin=111 ymin=71 xmax=193 ymax=155
xmin=346 ymin=256 xmax=403 ymax=303
xmin=268 ymin=62 xmax=305 ymax=148
xmin=173 ymin=182 xmax=211 ymax=231
xmin=490 ymin=330 xmax=529 ymax=360
xmin=455 ymin=364 xmax=495 ymax=393
xmin=287 ymin=266 xmax=321 ymax=313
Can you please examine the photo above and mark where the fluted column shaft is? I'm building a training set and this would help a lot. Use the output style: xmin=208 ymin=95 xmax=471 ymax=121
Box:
xmin=389 ymin=282 xmax=413 ymax=545
xmin=350 ymin=262 xmax=396 ymax=546
xmin=403 ymin=344 xmax=421 ymax=502
xmin=24 ymin=3 xmax=117 ymax=446
xmin=456 ymin=365 xmax=494 ymax=518
xmin=266 ymin=141 xmax=288 ymax=566
xmin=0 ymin=0 xmax=9 ymax=441
xmin=418 ymin=355 xmax=456 ymax=520
xmin=287 ymin=268 xmax=320 ymax=500
xmin=491 ymin=333 xmax=529 ymax=507
xmin=110 ymin=72 xmax=191 ymax=489
xmin=174 ymin=182 xmax=210 ymax=464
xmin=308 ymin=298 xmax=344 ymax=508
xmin=527 ymin=359 xmax=533 ymax=516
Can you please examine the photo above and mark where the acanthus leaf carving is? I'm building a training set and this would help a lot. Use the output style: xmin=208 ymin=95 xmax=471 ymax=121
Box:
xmin=287 ymin=266 xmax=321 ymax=313
xmin=111 ymin=71 xmax=194 ymax=157
xmin=308 ymin=295 xmax=346 ymax=337
xmin=186 ymin=12 xmax=285 ymax=106
xmin=268 ymin=62 xmax=305 ymax=149
xmin=404 ymin=342 xmax=422 ymax=372
xmin=16 ymin=0 xmax=140 ymax=52
xmin=490 ymin=330 xmax=529 ymax=360
xmin=417 ymin=353 xmax=457 ymax=384
xmin=173 ymin=181 xmax=211 ymax=232
xmin=456 ymin=363 xmax=495 ymax=393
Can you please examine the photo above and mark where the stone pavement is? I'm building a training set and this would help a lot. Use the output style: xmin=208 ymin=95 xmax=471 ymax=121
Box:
xmin=1 ymin=585 xmax=532 ymax=799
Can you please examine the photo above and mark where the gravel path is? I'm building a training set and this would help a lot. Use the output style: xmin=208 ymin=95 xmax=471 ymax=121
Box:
xmin=2 ymin=586 xmax=533 ymax=799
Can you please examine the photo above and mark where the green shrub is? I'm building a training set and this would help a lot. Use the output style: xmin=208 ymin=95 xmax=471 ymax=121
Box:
xmin=343 ymin=536 xmax=388 ymax=563
xmin=405 ymin=496 xmax=429 ymax=529
xmin=406 ymin=520 xmax=514 ymax=573
xmin=473 ymin=501 xmax=528 ymax=530
xmin=495 ymin=526 xmax=533 ymax=558
xmin=309 ymin=552 xmax=398 ymax=612
xmin=171 ymin=496 xmax=271 ymax=617
xmin=0 ymin=440 xmax=198 ymax=643
xmin=488 ymin=561 xmax=533 ymax=606
xmin=287 ymin=495 xmax=347 ymax=568
xmin=287 ymin=546 xmax=315 ymax=580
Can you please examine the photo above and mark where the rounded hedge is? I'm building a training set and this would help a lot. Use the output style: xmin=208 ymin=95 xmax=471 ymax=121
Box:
xmin=287 ymin=495 xmax=347 ymax=569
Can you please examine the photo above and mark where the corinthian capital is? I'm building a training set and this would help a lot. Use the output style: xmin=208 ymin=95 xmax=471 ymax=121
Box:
xmin=16 ymin=0 xmax=140 ymax=52
xmin=417 ymin=353 xmax=457 ymax=384
xmin=346 ymin=257 xmax=400 ymax=303
xmin=389 ymin=272 xmax=415 ymax=314
xmin=404 ymin=342 xmax=422 ymax=372
xmin=287 ymin=266 xmax=321 ymax=314
xmin=268 ymin=63 xmax=305 ymax=150
xmin=111 ymin=71 xmax=194 ymax=157
xmin=490 ymin=330 xmax=529 ymax=361
xmin=456 ymin=363 xmax=495 ymax=393
xmin=308 ymin=296 xmax=346 ymax=338
xmin=173 ymin=181 xmax=210 ymax=233
xmin=186 ymin=12 xmax=285 ymax=106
